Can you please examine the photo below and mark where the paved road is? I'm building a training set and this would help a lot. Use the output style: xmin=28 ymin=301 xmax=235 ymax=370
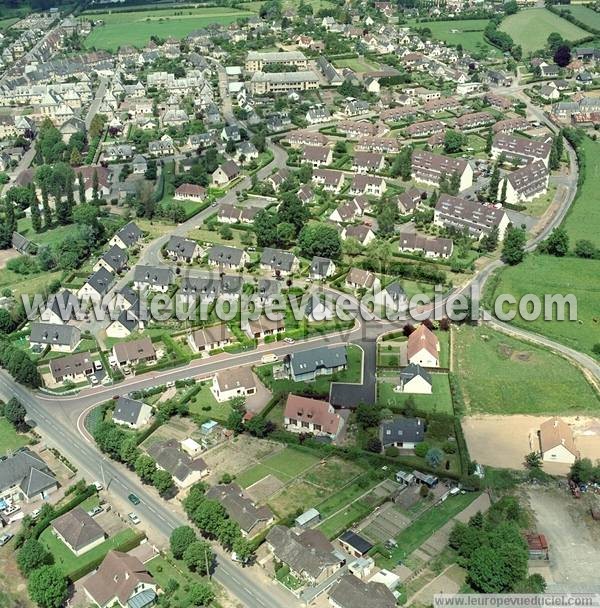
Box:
xmin=85 ymin=77 xmax=108 ymax=130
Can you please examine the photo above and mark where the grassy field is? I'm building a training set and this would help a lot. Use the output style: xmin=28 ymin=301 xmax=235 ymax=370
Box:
xmin=333 ymin=57 xmax=381 ymax=72
xmin=17 ymin=218 xmax=74 ymax=247
xmin=454 ymin=324 xmax=599 ymax=414
xmin=563 ymin=5 xmax=600 ymax=29
xmin=489 ymin=255 xmax=600 ymax=359
xmin=408 ymin=19 xmax=498 ymax=56
xmin=84 ymin=7 xmax=256 ymax=50
xmin=377 ymin=374 xmax=454 ymax=415
xmin=236 ymin=447 xmax=319 ymax=487
xmin=564 ymin=137 xmax=600 ymax=246
xmin=240 ymin=0 xmax=335 ymax=11
xmin=186 ymin=384 xmax=231 ymax=422
xmin=500 ymin=9 xmax=588 ymax=53
xmin=0 ymin=267 xmax=63 ymax=298
xmin=0 ymin=418 xmax=29 ymax=452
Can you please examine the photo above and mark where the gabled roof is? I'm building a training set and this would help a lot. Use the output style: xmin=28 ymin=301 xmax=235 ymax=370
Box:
xmin=380 ymin=415 xmax=426 ymax=447
xmin=289 ymin=345 xmax=347 ymax=376
xmin=112 ymin=396 xmax=149 ymax=425
xmin=260 ymin=247 xmax=297 ymax=271
xmin=284 ymin=394 xmax=341 ymax=435
xmin=329 ymin=574 xmax=396 ymax=608
xmin=133 ymin=264 xmax=173 ymax=287
xmin=407 ymin=324 xmax=439 ymax=361
xmin=147 ymin=438 xmax=207 ymax=482
xmin=29 ymin=322 xmax=80 ymax=346
xmin=84 ymin=266 xmax=115 ymax=297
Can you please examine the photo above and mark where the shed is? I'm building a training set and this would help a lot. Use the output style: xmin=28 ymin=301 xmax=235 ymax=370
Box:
xmin=295 ymin=508 xmax=321 ymax=528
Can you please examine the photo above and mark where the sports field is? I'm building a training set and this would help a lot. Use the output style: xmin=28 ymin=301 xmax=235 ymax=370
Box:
xmin=500 ymin=9 xmax=587 ymax=53
xmin=84 ymin=7 xmax=256 ymax=50
xmin=408 ymin=19 xmax=499 ymax=56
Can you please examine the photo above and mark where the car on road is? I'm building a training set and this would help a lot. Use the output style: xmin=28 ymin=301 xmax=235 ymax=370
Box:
xmin=93 ymin=481 xmax=103 ymax=491
xmin=128 ymin=512 xmax=141 ymax=525
xmin=128 ymin=493 xmax=140 ymax=505
xmin=87 ymin=506 xmax=104 ymax=517
xmin=283 ymin=337 xmax=295 ymax=344
xmin=0 ymin=533 xmax=13 ymax=546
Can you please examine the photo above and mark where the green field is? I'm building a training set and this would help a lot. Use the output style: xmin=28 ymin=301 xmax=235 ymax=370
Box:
xmin=377 ymin=374 xmax=454 ymax=415
xmin=563 ymin=5 xmax=600 ymax=30
xmin=564 ymin=137 xmax=600 ymax=246
xmin=186 ymin=384 xmax=231 ymax=422
xmin=84 ymin=7 xmax=256 ymax=50
xmin=500 ymin=9 xmax=588 ymax=53
xmin=236 ymin=447 xmax=320 ymax=487
xmin=455 ymin=324 xmax=599 ymax=414
xmin=17 ymin=218 xmax=74 ymax=247
xmin=0 ymin=418 xmax=29 ymax=452
xmin=333 ymin=57 xmax=381 ymax=73
xmin=408 ymin=19 xmax=498 ymax=56
xmin=240 ymin=0 xmax=335 ymax=11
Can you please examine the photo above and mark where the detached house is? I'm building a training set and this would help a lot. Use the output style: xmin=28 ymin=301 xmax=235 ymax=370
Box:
xmin=29 ymin=322 xmax=81 ymax=353
xmin=109 ymin=221 xmax=143 ymax=250
xmin=539 ymin=417 xmax=579 ymax=464
xmin=49 ymin=352 xmax=94 ymax=385
xmin=77 ymin=267 xmax=115 ymax=303
xmin=212 ymin=367 xmax=257 ymax=402
xmin=93 ymin=245 xmax=128 ymax=274
xmin=212 ymin=160 xmax=240 ymax=185
xmin=207 ymin=245 xmax=249 ymax=270
xmin=407 ymin=324 xmax=440 ymax=367
xmin=165 ymin=235 xmax=202 ymax=263
xmin=148 ymin=439 xmax=209 ymax=488
xmin=112 ymin=337 xmax=157 ymax=368
xmin=175 ymin=183 xmax=206 ymax=202
xmin=133 ymin=265 xmax=173 ymax=293
xmin=352 ymin=151 xmax=385 ymax=173
xmin=399 ymin=364 xmax=433 ymax=394
xmin=312 ymin=168 xmax=345 ymax=193
xmin=0 ymin=449 xmax=58 ymax=504
xmin=346 ymin=267 xmax=380 ymax=291
xmin=287 ymin=345 xmax=347 ymax=382
xmin=341 ymin=224 xmax=376 ymax=246
xmin=51 ymin=508 xmax=106 ymax=556
xmin=310 ymin=256 xmax=336 ymax=280
xmin=284 ymin=394 xmax=344 ymax=440
xmin=260 ymin=247 xmax=299 ymax=276
xmin=188 ymin=323 xmax=234 ymax=354
xmin=112 ymin=396 xmax=153 ymax=429
xmin=349 ymin=174 xmax=386 ymax=196
xmin=302 ymin=145 xmax=333 ymax=168
xmin=380 ymin=416 xmax=426 ymax=450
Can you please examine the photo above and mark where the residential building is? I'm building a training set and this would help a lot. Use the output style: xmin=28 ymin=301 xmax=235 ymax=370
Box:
xmin=411 ymin=150 xmax=473 ymax=192
xmin=49 ymin=351 xmax=94 ymax=384
xmin=407 ymin=323 xmax=440 ymax=367
xmin=133 ymin=265 xmax=173 ymax=292
xmin=284 ymin=394 xmax=344 ymax=439
xmin=328 ymin=573 xmax=396 ymax=608
xmin=491 ymin=133 xmax=552 ymax=167
xmin=40 ymin=290 xmax=79 ymax=324
xmin=112 ymin=396 xmax=153 ymax=429
xmin=0 ymin=449 xmax=58 ymax=504
xmin=207 ymin=245 xmax=249 ymax=270
xmin=188 ymin=324 xmax=234 ymax=354
xmin=249 ymin=71 xmax=320 ymax=95
xmin=349 ymin=174 xmax=386 ymax=196
xmin=147 ymin=439 xmax=209 ymax=488
xmin=302 ymin=145 xmax=333 ymax=168
xmin=212 ymin=367 xmax=256 ymax=402
xmin=287 ymin=345 xmax=347 ymax=382
xmin=243 ymin=316 xmax=285 ymax=340
xmin=312 ymin=168 xmax=345 ymax=193
xmin=51 ymin=507 xmax=106 ymax=556
xmin=500 ymin=160 xmax=549 ymax=204
xmin=455 ymin=111 xmax=495 ymax=131
xmin=352 ymin=151 xmax=385 ymax=174
xmin=93 ymin=245 xmax=128 ymax=275
xmin=212 ymin=160 xmax=240 ymax=185
xmin=29 ymin=322 xmax=81 ymax=353
xmin=109 ymin=221 xmax=143 ymax=250
xmin=175 ymin=183 xmax=206 ymax=201
xmin=398 ymin=230 xmax=453 ymax=259
xmin=539 ymin=417 xmax=579 ymax=464
xmin=338 ymin=531 xmax=373 ymax=558
xmin=260 ymin=247 xmax=299 ymax=276
xmin=310 ymin=256 xmax=336 ymax=280
xmin=341 ymin=224 xmax=376 ymax=246
xmin=165 ymin=235 xmax=202 ymax=263
xmin=77 ymin=267 xmax=115 ymax=303
xmin=374 ymin=281 xmax=407 ymax=313
xmin=346 ymin=268 xmax=380 ymax=291
xmin=380 ymin=416 xmax=426 ymax=449
xmin=112 ymin=337 xmax=157 ymax=368
xmin=245 ymin=50 xmax=308 ymax=72
xmin=399 ymin=364 xmax=433 ymax=394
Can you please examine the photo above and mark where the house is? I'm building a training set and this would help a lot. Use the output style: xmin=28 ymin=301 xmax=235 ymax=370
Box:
xmin=407 ymin=324 xmax=440 ymax=367
xmin=49 ymin=352 xmax=94 ymax=384
xmin=77 ymin=267 xmax=115 ymax=303
xmin=165 ymin=235 xmax=202 ymax=263
xmin=398 ymin=230 xmax=453 ymax=259
xmin=83 ymin=551 xmax=158 ymax=608
xmin=106 ymin=307 xmax=143 ymax=339
xmin=0 ymin=449 xmax=58 ymax=504
xmin=540 ymin=63 xmax=560 ymax=79
xmin=406 ymin=120 xmax=445 ymax=139
xmin=260 ymin=247 xmax=299 ymax=276
xmin=303 ymin=145 xmax=333 ymax=168
xmin=343 ymin=98 xmax=369 ymax=117
xmin=304 ymin=294 xmax=334 ymax=322
xmin=206 ymin=483 xmax=274 ymax=537
xmin=352 ymin=151 xmax=385 ymax=174
xmin=208 ymin=245 xmax=249 ymax=270
xmin=434 ymin=194 xmax=510 ymax=240
xmin=313 ymin=168 xmax=345 ymax=193
xmin=112 ymin=337 xmax=157 ymax=368
xmin=297 ymin=184 xmax=315 ymax=205
xmin=284 ymin=394 xmax=344 ymax=439
xmin=540 ymin=84 xmax=559 ymax=101
xmin=411 ymin=150 xmax=473 ymax=192
xmin=148 ymin=135 xmax=175 ymax=156
xmin=212 ymin=367 xmax=257 ymax=402
xmin=29 ymin=322 xmax=81 ymax=353
xmin=212 ymin=160 xmax=240 ymax=185
xmin=112 ymin=396 xmax=153 ymax=429
xmin=380 ymin=416 xmax=426 ymax=450
xmin=51 ymin=507 xmax=106 ymax=556
xmin=346 ymin=268 xmax=380 ymax=291
xmin=188 ymin=323 xmax=234 ymax=354
xmin=306 ymin=105 xmax=332 ymax=124
xmin=148 ymin=439 xmax=209 ymax=488
xmin=287 ymin=345 xmax=347 ymax=382
xmin=539 ymin=417 xmax=579 ymax=464
xmin=338 ymin=531 xmax=373 ymax=558
xmin=329 ymin=574 xmax=396 ymax=608
xmin=175 ymin=183 xmax=206 ymax=202
xmin=266 ymin=525 xmax=342 ymax=585
xmin=330 ymin=200 xmax=362 ymax=224
xmin=133 ymin=265 xmax=173 ymax=292
xmin=11 ymin=232 xmax=32 ymax=254
xmin=256 ymin=278 xmax=281 ymax=305
xmin=399 ymin=364 xmax=432 ymax=394
xmin=486 ymin=70 xmax=512 ymax=86
xmin=455 ymin=112 xmax=495 ymax=131
xmin=341 ymin=224 xmax=376 ymax=246
xmin=500 ymin=160 xmax=549 ymax=205
xmin=109 ymin=221 xmax=143 ymax=250
xmin=492 ymin=117 xmax=530 ymax=135
xmin=310 ymin=256 xmax=336 ymax=280
xmin=93 ymin=245 xmax=128 ymax=274
xmin=375 ymin=282 xmax=407 ymax=314
xmin=267 ymin=168 xmax=291 ymax=191
xmin=132 ymin=154 xmax=148 ymax=174
xmin=286 ymin=130 xmax=329 ymax=148
xmin=491 ymin=134 xmax=552 ymax=167
xmin=40 ymin=290 xmax=79 ymax=324
xmin=243 ymin=316 xmax=285 ymax=340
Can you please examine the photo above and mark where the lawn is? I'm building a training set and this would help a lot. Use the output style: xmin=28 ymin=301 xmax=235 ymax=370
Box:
xmin=563 ymin=5 xmax=600 ymax=30
xmin=500 ymin=9 xmax=587 ymax=53
xmin=377 ymin=374 xmax=454 ymax=415
xmin=84 ymin=6 xmax=256 ymax=50
xmin=186 ymin=226 xmax=247 ymax=249
xmin=489 ymin=255 xmax=600 ymax=359
xmin=407 ymin=19 xmax=498 ymax=56
xmin=40 ymin=527 xmax=140 ymax=580
xmin=333 ymin=57 xmax=381 ymax=73
xmin=241 ymin=0 xmax=335 ymax=10
xmin=0 ymin=267 xmax=63 ymax=299
xmin=563 ymin=137 xmax=600 ymax=246
xmin=186 ymin=384 xmax=231 ymax=423
xmin=16 ymin=218 xmax=74 ymax=247
xmin=236 ymin=447 xmax=319 ymax=487
xmin=454 ymin=324 xmax=599 ymax=414
xmin=0 ymin=417 xmax=29 ymax=452
xmin=318 ymin=499 xmax=371 ymax=539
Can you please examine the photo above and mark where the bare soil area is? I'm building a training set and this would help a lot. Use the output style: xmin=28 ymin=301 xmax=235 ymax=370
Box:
xmin=0 ymin=248 xmax=19 ymax=269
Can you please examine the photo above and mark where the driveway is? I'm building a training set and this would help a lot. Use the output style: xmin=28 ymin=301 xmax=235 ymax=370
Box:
xmin=329 ymin=339 xmax=376 ymax=407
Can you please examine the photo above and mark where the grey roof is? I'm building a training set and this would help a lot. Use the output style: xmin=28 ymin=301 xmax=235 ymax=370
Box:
xmin=329 ymin=574 xmax=396 ymax=608
xmin=221 ymin=274 xmax=243 ymax=296
xmin=206 ymin=484 xmax=273 ymax=534
xmin=85 ymin=267 xmax=115 ymax=297
xmin=379 ymin=415 xmax=426 ymax=448
xmin=100 ymin=245 xmax=128 ymax=272
xmin=113 ymin=397 xmax=148 ymax=425
xmin=29 ymin=322 xmax=80 ymax=346
xmin=289 ymin=345 xmax=347 ymax=377
xmin=180 ymin=275 xmax=221 ymax=299
xmin=257 ymin=278 xmax=280 ymax=299
xmin=166 ymin=235 xmax=199 ymax=259
xmin=114 ymin=308 xmax=139 ymax=333
xmin=0 ymin=449 xmax=56 ymax=499
xmin=384 ymin=281 xmax=406 ymax=302
xmin=133 ymin=265 xmax=173 ymax=288
xmin=310 ymin=256 xmax=334 ymax=275
xmin=208 ymin=245 xmax=245 ymax=266
xmin=400 ymin=363 xmax=431 ymax=384
xmin=114 ymin=221 xmax=143 ymax=247
xmin=51 ymin=507 xmax=105 ymax=551
xmin=339 ymin=530 xmax=373 ymax=555
xmin=260 ymin=247 xmax=296 ymax=272
xmin=147 ymin=439 xmax=207 ymax=483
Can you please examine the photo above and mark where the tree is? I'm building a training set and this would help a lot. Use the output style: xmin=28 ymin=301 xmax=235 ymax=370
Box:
xmin=193 ymin=500 xmax=227 ymax=536
xmin=443 ymin=130 xmax=465 ymax=154
xmin=17 ymin=539 xmax=53 ymax=575
xmin=27 ymin=565 xmax=68 ymax=608
xmin=299 ymin=223 xmax=341 ymax=259
xmin=544 ymin=227 xmax=569 ymax=256
xmin=425 ymin=447 xmax=444 ymax=468
xmin=4 ymin=397 xmax=27 ymax=430
xmin=183 ymin=539 xmax=214 ymax=574
xmin=525 ymin=451 xmax=542 ymax=469
xmin=547 ymin=32 xmax=564 ymax=53
xmin=501 ymin=226 xmax=527 ymax=265
xmin=253 ymin=210 xmax=279 ymax=247
xmin=366 ymin=437 xmax=382 ymax=453
xmin=217 ymin=518 xmax=241 ymax=549
xmin=570 ymin=457 xmax=594 ymax=484
xmin=78 ymin=172 xmax=85 ymax=203
xmin=499 ymin=178 xmax=507 ymax=205
xmin=41 ymin=185 xmax=52 ymax=229
xmin=480 ymin=226 xmax=499 ymax=253
xmin=505 ymin=0 xmax=518 ymax=14
xmin=245 ymin=416 xmax=273 ymax=438
xmin=356 ymin=403 xmax=381 ymax=428
xmin=485 ymin=129 xmax=493 ymax=153
xmin=183 ymin=483 xmax=207 ymax=517
xmin=119 ymin=436 xmax=139 ymax=467
xmin=233 ymin=537 xmax=254 ymax=563
xmin=488 ymin=164 xmax=500 ymax=202
xmin=226 ymin=408 xmax=245 ymax=435
xmin=554 ymin=44 xmax=571 ymax=68
xmin=135 ymin=454 xmax=157 ymax=484
xmin=92 ymin=168 xmax=99 ymax=201
xmin=170 ymin=526 xmax=197 ymax=560
xmin=575 ymin=239 xmax=596 ymax=258
xmin=153 ymin=469 xmax=175 ymax=497
xmin=188 ymin=582 xmax=215 ymax=607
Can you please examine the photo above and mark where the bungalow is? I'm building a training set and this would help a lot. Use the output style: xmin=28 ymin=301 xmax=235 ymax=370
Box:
xmin=267 ymin=168 xmax=291 ymax=192
xmin=539 ymin=417 xmax=579 ymax=464
xmin=260 ymin=247 xmax=299 ymax=276
xmin=310 ymin=256 xmax=336 ymax=280
xmin=399 ymin=364 xmax=433 ymax=394
xmin=346 ymin=267 xmax=380 ymax=291
xmin=133 ymin=265 xmax=173 ymax=292
xmin=112 ymin=396 xmax=153 ymax=429
xmin=349 ymin=174 xmax=386 ymax=196
xmin=243 ymin=315 xmax=285 ymax=340
xmin=175 ymin=183 xmax=206 ymax=201
xmin=341 ymin=224 xmax=376 ymax=246
xmin=212 ymin=160 xmax=240 ymax=185
xmin=287 ymin=345 xmax=347 ymax=382
xmin=0 ymin=449 xmax=58 ymax=505
xmin=352 ymin=151 xmax=385 ymax=174
xmin=188 ymin=323 xmax=234 ymax=354
xmin=112 ymin=337 xmax=157 ymax=368
xmin=77 ymin=267 xmax=115 ymax=303
xmin=109 ymin=221 xmax=143 ymax=250
xmin=212 ymin=367 xmax=257 ymax=402
xmin=380 ymin=416 xmax=426 ymax=449
xmin=284 ymin=394 xmax=344 ymax=439
xmin=329 ymin=574 xmax=395 ymax=608
xmin=29 ymin=322 xmax=81 ymax=353
xmin=51 ymin=507 xmax=106 ymax=556
xmin=207 ymin=245 xmax=249 ymax=270
xmin=165 ymin=235 xmax=202 ymax=263
xmin=49 ymin=352 xmax=94 ymax=384
xmin=148 ymin=439 xmax=209 ymax=488
xmin=93 ymin=245 xmax=128 ymax=274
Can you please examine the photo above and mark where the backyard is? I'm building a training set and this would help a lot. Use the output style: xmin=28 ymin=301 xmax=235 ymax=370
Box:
xmin=377 ymin=374 xmax=454 ymax=415
xmin=454 ymin=324 xmax=599 ymax=414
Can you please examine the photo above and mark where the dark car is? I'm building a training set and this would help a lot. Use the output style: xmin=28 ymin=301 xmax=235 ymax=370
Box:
xmin=128 ymin=493 xmax=140 ymax=505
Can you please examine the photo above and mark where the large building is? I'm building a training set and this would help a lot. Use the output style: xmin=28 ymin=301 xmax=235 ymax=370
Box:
xmin=249 ymin=71 xmax=320 ymax=95
xmin=500 ymin=160 xmax=549 ymax=205
xmin=411 ymin=150 xmax=473 ymax=192
xmin=245 ymin=50 xmax=308 ymax=72
xmin=491 ymin=133 xmax=552 ymax=167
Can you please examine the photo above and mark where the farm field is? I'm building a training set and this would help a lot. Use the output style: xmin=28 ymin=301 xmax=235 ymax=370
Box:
xmin=84 ymin=7 xmax=256 ymax=50
xmin=454 ymin=324 xmax=599 ymax=414
xmin=407 ymin=19 xmax=498 ymax=56
xmin=489 ymin=255 xmax=600 ymax=359
xmin=563 ymin=5 xmax=600 ymax=29
xmin=0 ymin=418 xmax=29 ymax=452
xmin=500 ymin=9 xmax=588 ymax=53
xmin=377 ymin=374 xmax=454 ymax=415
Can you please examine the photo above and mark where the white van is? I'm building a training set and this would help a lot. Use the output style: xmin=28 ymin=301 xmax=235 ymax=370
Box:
xmin=261 ymin=353 xmax=278 ymax=364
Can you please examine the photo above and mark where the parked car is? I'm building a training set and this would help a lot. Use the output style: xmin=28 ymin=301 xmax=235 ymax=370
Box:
xmin=128 ymin=512 xmax=141 ymax=525
xmin=93 ymin=481 xmax=104 ymax=491
xmin=31 ymin=508 xmax=42 ymax=519
xmin=283 ymin=337 xmax=295 ymax=344
xmin=0 ymin=533 xmax=13 ymax=546
xmin=128 ymin=493 xmax=140 ymax=505
xmin=94 ymin=360 xmax=103 ymax=371
xmin=87 ymin=506 xmax=104 ymax=517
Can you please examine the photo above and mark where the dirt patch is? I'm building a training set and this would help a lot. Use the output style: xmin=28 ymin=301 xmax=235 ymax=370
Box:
xmin=463 ymin=415 xmax=600 ymax=474
xmin=411 ymin=564 xmax=466 ymax=605
xmin=141 ymin=416 xmax=200 ymax=450
xmin=0 ymin=248 xmax=19 ymax=270
xmin=514 ymin=351 xmax=531 ymax=362
xmin=245 ymin=474 xmax=284 ymax=504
